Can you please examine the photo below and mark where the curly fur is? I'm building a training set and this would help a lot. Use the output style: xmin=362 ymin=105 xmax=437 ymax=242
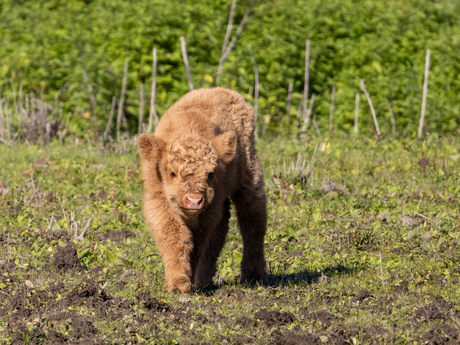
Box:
xmin=138 ymin=87 xmax=267 ymax=293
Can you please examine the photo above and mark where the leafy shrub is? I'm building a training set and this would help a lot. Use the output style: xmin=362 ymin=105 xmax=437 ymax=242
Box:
xmin=1 ymin=0 xmax=459 ymax=137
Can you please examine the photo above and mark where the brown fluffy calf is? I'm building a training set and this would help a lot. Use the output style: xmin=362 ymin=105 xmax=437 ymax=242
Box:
xmin=138 ymin=87 xmax=266 ymax=293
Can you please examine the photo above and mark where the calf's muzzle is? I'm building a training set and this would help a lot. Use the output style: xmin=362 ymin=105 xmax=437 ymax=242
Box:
xmin=183 ymin=194 xmax=204 ymax=210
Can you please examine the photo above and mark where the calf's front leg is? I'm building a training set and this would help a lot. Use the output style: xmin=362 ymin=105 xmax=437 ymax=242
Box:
xmin=148 ymin=214 xmax=194 ymax=294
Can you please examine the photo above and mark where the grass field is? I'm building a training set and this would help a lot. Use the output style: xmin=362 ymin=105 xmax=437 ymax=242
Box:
xmin=1 ymin=134 xmax=460 ymax=344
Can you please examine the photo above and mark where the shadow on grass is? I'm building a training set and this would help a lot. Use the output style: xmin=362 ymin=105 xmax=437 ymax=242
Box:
xmin=194 ymin=265 xmax=355 ymax=296
xmin=265 ymin=264 xmax=355 ymax=287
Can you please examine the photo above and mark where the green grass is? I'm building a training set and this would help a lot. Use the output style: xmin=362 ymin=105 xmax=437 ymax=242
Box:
xmin=1 ymin=134 xmax=460 ymax=344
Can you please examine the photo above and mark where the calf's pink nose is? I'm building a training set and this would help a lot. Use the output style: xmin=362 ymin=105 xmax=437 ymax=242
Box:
xmin=184 ymin=195 xmax=204 ymax=210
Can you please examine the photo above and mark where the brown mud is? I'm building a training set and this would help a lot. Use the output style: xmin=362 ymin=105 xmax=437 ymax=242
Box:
xmin=1 ymin=231 xmax=459 ymax=344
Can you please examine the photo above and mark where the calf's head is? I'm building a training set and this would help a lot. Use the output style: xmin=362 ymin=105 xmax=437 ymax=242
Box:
xmin=139 ymin=132 xmax=237 ymax=219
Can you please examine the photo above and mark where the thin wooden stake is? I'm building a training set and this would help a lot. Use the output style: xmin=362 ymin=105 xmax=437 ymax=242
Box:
xmin=385 ymin=98 xmax=396 ymax=135
xmin=180 ymin=37 xmax=194 ymax=91
xmin=313 ymin=114 xmax=323 ymax=138
xmin=0 ymin=85 xmax=3 ymax=140
xmin=25 ymin=94 xmax=29 ymax=123
xmin=10 ymin=80 xmax=18 ymax=121
xmin=122 ymin=112 xmax=129 ymax=132
xmin=329 ymin=86 xmax=336 ymax=134
xmin=138 ymin=83 xmax=144 ymax=135
xmin=217 ymin=0 xmax=254 ymax=82
xmin=402 ymin=122 xmax=411 ymax=137
xmin=359 ymin=79 xmax=381 ymax=136
xmin=286 ymin=82 xmax=293 ymax=115
xmin=300 ymin=93 xmax=316 ymax=133
xmin=5 ymin=97 xmax=11 ymax=140
xmin=303 ymin=40 xmax=310 ymax=117
xmin=296 ymin=101 xmax=302 ymax=120
xmin=418 ymin=49 xmax=430 ymax=139
xmin=247 ymin=44 xmax=259 ymax=120
xmin=117 ymin=58 xmax=129 ymax=142
xmin=148 ymin=47 xmax=158 ymax=132
xmin=354 ymin=93 xmax=359 ymax=137
xmin=82 ymin=69 xmax=97 ymax=116
xmin=216 ymin=0 xmax=237 ymax=85
xmin=0 ymin=100 xmax=3 ymax=140
xmin=19 ymin=83 xmax=26 ymax=126
xmin=379 ymin=252 xmax=385 ymax=291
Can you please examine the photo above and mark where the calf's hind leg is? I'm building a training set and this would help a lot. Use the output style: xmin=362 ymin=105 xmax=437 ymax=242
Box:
xmin=195 ymin=199 xmax=231 ymax=286
xmin=232 ymin=184 xmax=267 ymax=284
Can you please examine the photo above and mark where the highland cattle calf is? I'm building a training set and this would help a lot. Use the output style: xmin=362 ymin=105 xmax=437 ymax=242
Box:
xmin=138 ymin=87 xmax=266 ymax=293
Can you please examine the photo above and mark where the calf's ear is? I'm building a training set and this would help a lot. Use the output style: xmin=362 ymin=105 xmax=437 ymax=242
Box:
xmin=211 ymin=131 xmax=237 ymax=163
xmin=138 ymin=134 xmax=166 ymax=162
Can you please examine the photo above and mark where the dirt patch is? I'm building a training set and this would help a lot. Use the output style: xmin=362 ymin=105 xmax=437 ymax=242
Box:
xmin=393 ymin=280 xmax=409 ymax=293
xmin=360 ymin=325 xmax=390 ymax=343
xmin=0 ymin=275 xmax=176 ymax=343
xmin=137 ymin=291 xmax=171 ymax=312
xmin=222 ymin=288 xmax=245 ymax=299
xmin=56 ymin=279 xmax=111 ymax=312
xmin=254 ymin=309 xmax=295 ymax=326
xmin=229 ymin=335 xmax=252 ymax=345
xmin=72 ymin=316 xmax=97 ymax=339
xmin=350 ymin=288 xmax=371 ymax=303
xmin=429 ymin=274 xmax=449 ymax=286
xmin=90 ymin=188 xmax=109 ymax=200
xmin=422 ymin=324 xmax=459 ymax=344
xmin=99 ymin=229 xmax=133 ymax=242
xmin=120 ymin=269 xmax=139 ymax=282
xmin=414 ymin=302 xmax=450 ymax=321
xmin=194 ymin=314 xmax=209 ymax=324
xmin=271 ymin=330 xmax=322 ymax=345
xmin=52 ymin=243 xmax=82 ymax=271
xmin=5 ymin=287 xmax=32 ymax=323
xmin=0 ymin=260 xmax=16 ymax=273
xmin=236 ymin=316 xmax=259 ymax=328
xmin=433 ymin=295 xmax=454 ymax=311
xmin=300 ymin=309 xmax=336 ymax=328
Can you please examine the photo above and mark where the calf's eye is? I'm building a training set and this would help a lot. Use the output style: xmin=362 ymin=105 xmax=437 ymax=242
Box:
xmin=171 ymin=172 xmax=176 ymax=178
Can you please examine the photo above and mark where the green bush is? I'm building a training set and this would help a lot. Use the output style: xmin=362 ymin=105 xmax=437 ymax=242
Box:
xmin=1 ymin=0 xmax=459 ymax=137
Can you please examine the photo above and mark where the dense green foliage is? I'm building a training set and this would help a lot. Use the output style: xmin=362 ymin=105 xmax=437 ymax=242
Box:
xmin=1 ymin=135 xmax=460 ymax=343
xmin=1 ymin=0 xmax=460 ymax=137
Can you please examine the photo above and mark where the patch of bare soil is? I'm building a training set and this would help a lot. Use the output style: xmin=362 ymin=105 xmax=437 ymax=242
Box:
xmin=299 ymin=309 xmax=337 ymax=328
xmin=414 ymin=303 xmax=446 ymax=321
xmin=2 ymin=238 xmax=460 ymax=345
xmin=271 ymin=330 xmax=322 ymax=345
xmin=254 ymin=309 xmax=296 ymax=326
xmin=413 ymin=296 xmax=456 ymax=324
xmin=71 ymin=316 xmax=97 ymax=339
xmin=229 ymin=335 xmax=253 ymax=345
xmin=393 ymin=279 xmax=409 ymax=293
xmin=89 ymin=188 xmax=109 ymax=200
xmin=422 ymin=324 xmax=459 ymax=344
xmin=0 ymin=261 xmax=175 ymax=344
xmin=52 ymin=243 xmax=82 ymax=271
xmin=350 ymin=288 xmax=371 ymax=303
xmin=137 ymin=290 xmax=172 ymax=312
xmin=236 ymin=316 xmax=259 ymax=328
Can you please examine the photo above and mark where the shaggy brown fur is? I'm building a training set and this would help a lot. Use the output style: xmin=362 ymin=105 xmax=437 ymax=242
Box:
xmin=138 ymin=87 xmax=267 ymax=293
